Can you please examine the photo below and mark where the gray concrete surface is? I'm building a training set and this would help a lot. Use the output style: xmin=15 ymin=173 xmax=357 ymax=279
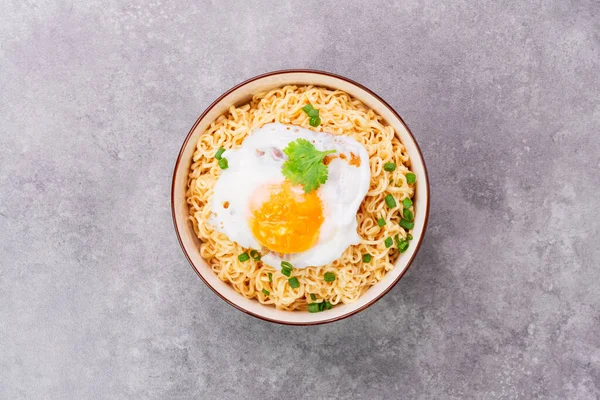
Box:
xmin=1 ymin=1 xmax=599 ymax=399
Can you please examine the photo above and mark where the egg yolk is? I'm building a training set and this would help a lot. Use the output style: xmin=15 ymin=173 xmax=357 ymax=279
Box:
xmin=250 ymin=181 xmax=324 ymax=254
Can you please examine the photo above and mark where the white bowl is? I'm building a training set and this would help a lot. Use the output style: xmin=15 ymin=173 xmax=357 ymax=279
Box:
xmin=171 ymin=70 xmax=430 ymax=325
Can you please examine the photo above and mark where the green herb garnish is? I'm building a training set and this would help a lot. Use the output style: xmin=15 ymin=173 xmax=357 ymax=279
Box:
xmin=281 ymin=261 xmax=293 ymax=277
xmin=302 ymin=104 xmax=319 ymax=117
xmin=250 ymin=249 xmax=261 ymax=261
xmin=302 ymin=104 xmax=321 ymax=127
xmin=310 ymin=293 xmax=317 ymax=301
xmin=218 ymin=158 xmax=228 ymax=170
xmin=282 ymin=138 xmax=336 ymax=192
xmin=384 ymin=162 xmax=396 ymax=172
xmin=262 ymin=289 xmax=270 ymax=296
xmin=308 ymin=303 xmax=320 ymax=313
xmin=308 ymin=300 xmax=333 ymax=313
xmin=323 ymin=272 xmax=336 ymax=282
xmin=215 ymin=146 xmax=225 ymax=160
xmin=377 ymin=218 xmax=386 ymax=227
xmin=395 ymin=234 xmax=409 ymax=253
xmin=399 ymin=219 xmax=414 ymax=230
xmin=268 ymin=272 xmax=273 ymax=282
xmin=406 ymin=173 xmax=416 ymax=184
xmin=407 ymin=233 xmax=413 ymax=240
xmin=363 ymin=254 xmax=372 ymax=263
xmin=238 ymin=252 xmax=249 ymax=262
xmin=288 ymin=277 xmax=300 ymax=288
xmin=384 ymin=194 xmax=396 ymax=208
xmin=402 ymin=197 xmax=412 ymax=208
xmin=403 ymin=209 xmax=414 ymax=221
xmin=385 ymin=237 xmax=393 ymax=248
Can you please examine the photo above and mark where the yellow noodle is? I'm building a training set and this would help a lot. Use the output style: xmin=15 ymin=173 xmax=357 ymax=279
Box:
xmin=186 ymin=85 xmax=415 ymax=310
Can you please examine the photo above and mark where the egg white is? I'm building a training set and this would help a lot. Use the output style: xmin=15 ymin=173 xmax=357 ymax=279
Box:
xmin=210 ymin=123 xmax=370 ymax=269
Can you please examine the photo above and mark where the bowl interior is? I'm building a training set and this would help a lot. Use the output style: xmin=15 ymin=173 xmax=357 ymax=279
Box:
xmin=172 ymin=71 xmax=429 ymax=324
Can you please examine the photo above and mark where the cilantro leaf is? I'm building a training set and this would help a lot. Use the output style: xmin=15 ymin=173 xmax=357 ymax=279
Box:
xmin=281 ymin=138 xmax=336 ymax=192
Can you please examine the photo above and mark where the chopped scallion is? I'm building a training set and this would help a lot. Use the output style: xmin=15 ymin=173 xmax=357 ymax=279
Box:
xmin=310 ymin=293 xmax=317 ymax=301
xmin=288 ymin=277 xmax=300 ymax=288
xmin=363 ymin=254 xmax=372 ymax=263
xmin=406 ymin=173 xmax=416 ymax=184
xmin=385 ymin=237 xmax=393 ymax=248
xmin=399 ymin=219 xmax=414 ymax=230
xmin=323 ymin=272 xmax=336 ymax=282
xmin=403 ymin=209 xmax=414 ymax=221
xmin=384 ymin=194 xmax=396 ymax=208
xmin=309 ymin=116 xmax=321 ymax=127
xmin=395 ymin=234 xmax=409 ymax=253
xmin=238 ymin=252 xmax=249 ymax=262
xmin=308 ymin=303 xmax=320 ymax=313
xmin=402 ymin=197 xmax=412 ymax=208
xmin=250 ymin=249 xmax=261 ymax=261
xmin=377 ymin=218 xmax=386 ymax=227
xmin=218 ymin=158 xmax=228 ymax=170
xmin=215 ymin=146 xmax=225 ymax=160
xmin=384 ymin=162 xmax=396 ymax=172
xmin=281 ymin=261 xmax=293 ymax=277
xmin=268 ymin=272 xmax=273 ymax=282
xmin=261 ymin=289 xmax=270 ymax=296
xmin=281 ymin=268 xmax=292 ymax=277
xmin=302 ymin=104 xmax=315 ymax=114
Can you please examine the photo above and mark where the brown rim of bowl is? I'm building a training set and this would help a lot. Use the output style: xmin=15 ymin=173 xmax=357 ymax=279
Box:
xmin=171 ymin=69 xmax=430 ymax=326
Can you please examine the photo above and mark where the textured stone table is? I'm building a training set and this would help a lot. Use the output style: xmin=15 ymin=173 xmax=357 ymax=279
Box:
xmin=1 ymin=1 xmax=599 ymax=399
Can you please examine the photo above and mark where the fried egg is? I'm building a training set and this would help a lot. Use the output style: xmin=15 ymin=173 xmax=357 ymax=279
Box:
xmin=209 ymin=123 xmax=370 ymax=269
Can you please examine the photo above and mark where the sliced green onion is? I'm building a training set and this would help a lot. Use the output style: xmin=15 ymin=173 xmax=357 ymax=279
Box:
xmin=215 ymin=146 xmax=225 ymax=160
xmin=288 ymin=277 xmax=300 ymax=288
xmin=318 ymin=302 xmax=326 ymax=311
xmin=363 ymin=254 xmax=372 ymax=263
xmin=281 ymin=261 xmax=293 ymax=277
xmin=324 ymin=301 xmax=333 ymax=310
xmin=218 ymin=158 xmax=228 ymax=170
xmin=407 ymin=234 xmax=413 ymax=240
xmin=384 ymin=162 xmax=396 ymax=172
xmin=250 ymin=249 xmax=261 ymax=261
xmin=261 ymin=289 xmax=270 ymax=296
xmin=402 ymin=197 xmax=412 ymax=208
xmin=302 ymin=104 xmax=314 ymax=114
xmin=238 ymin=252 xmax=250 ymax=262
xmin=307 ymin=108 xmax=319 ymax=117
xmin=308 ymin=303 xmax=320 ymax=313
xmin=384 ymin=194 xmax=396 ymax=208
xmin=310 ymin=293 xmax=317 ymax=301
xmin=323 ymin=272 xmax=336 ymax=282
xmin=309 ymin=116 xmax=321 ymax=127
xmin=399 ymin=219 xmax=414 ymax=230
xmin=406 ymin=173 xmax=416 ymax=184
xmin=395 ymin=234 xmax=409 ymax=253
xmin=268 ymin=272 xmax=273 ymax=282
xmin=385 ymin=237 xmax=393 ymax=248
xmin=377 ymin=218 xmax=386 ymax=227
xmin=403 ymin=209 xmax=414 ymax=221
xmin=399 ymin=241 xmax=409 ymax=253
xmin=394 ymin=234 xmax=401 ymax=247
